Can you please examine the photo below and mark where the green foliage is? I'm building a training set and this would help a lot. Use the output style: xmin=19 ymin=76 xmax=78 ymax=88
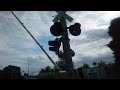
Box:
xmin=55 ymin=61 xmax=66 ymax=70
xmin=77 ymin=67 xmax=84 ymax=79
xmin=37 ymin=60 xmax=120 ymax=79
xmin=0 ymin=65 xmax=22 ymax=79
xmin=40 ymin=69 xmax=45 ymax=73
xmin=45 ymin=66 xmax=51 ymax=72
xmin=93 ymin=62 xmax=97 ymax=66
xmin=108 ymin=17 xmax=120 ymax=67
xmin=108 ymin=17 xmax=120 ymax=37
xmin=83 ymin=63 xmax=90 ymax=69
xmin=98 ymin=61 xmax=106 ymax=67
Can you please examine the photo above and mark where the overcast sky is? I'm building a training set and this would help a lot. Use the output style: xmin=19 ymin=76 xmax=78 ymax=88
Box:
xmin=0 ymin=11 xmax=120 ymax=75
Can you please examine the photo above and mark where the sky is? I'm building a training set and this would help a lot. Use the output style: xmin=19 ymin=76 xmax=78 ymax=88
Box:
xmin=0 ymin=11 xmax=120 ymax=75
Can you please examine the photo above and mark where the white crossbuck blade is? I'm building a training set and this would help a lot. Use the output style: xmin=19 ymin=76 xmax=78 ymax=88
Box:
xmin=52 ymin=11 xmax=74 ymax=22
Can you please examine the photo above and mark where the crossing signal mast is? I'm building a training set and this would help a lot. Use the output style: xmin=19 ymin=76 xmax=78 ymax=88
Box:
xmin=49 ymin=11 xmax=81 ymax=79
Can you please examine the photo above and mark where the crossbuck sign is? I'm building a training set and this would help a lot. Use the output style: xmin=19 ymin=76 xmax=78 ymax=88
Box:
xmin=52 ymin=11 xmax=74 ymax=22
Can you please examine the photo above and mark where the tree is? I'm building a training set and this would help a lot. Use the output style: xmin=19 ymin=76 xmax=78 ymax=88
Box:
xmin=45 ymin=66 xmax=52 ymax=72
xmin=55 ymin=60 xmax=66 ymax=70
xmin=23 ymin=73 xmax=29 ymax=79
xmin=98 ymin=61 xmax=106 ymax=67
xmin=40 ymin=68 xmax=45 ymax=73
xmin=108 ymin=17 xmax=120 ymax=66
xmin=83 ymin=63 xmax=90 ymax=69
xmin=93 ymin=62 xmax=97 ymax=67
xmin=77 ymin=67 xmax=84 ymax=79
xmin=0 ymin=70 xmax=3 ymax=79
xmin=2 ymin=65 xmax=21 ymax=79
xmin=108 ymin=17 xmax=120 ymax=39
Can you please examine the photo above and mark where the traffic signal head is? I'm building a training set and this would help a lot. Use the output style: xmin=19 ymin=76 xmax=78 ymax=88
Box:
xmin=50 ymin=22 xmax=64 ymax=36
xmin=69 ymin=23 xmax=81 ymax=36
xmin=48 ymin=41 xmax=56 ymax=51
xmin=48 ymin=38 xmax=61 ymax=54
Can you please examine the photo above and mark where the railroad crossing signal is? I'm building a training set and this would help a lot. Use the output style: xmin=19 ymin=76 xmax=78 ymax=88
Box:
xmin=69 ymin=23 xmax=81 ymax=36
xmin=51 ymin=11 xmax=76 ymax=78
xmin=53 ymin=11 xmax=74 ymax=22
xmin=50 ymin=22 xmax=64 ymax=36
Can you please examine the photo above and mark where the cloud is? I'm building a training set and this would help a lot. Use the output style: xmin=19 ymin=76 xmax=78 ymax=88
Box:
xmin=70 ymin=28 xmax=113 ymax=66
xmin=74 ymin=54 xmax=115 ymax=68
xmin=0 ymin=11 xmax=120 ymax=75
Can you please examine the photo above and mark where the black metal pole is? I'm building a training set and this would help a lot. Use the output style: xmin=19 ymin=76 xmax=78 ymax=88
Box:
xmin=60 ymin=12 xmax=74 ymax=79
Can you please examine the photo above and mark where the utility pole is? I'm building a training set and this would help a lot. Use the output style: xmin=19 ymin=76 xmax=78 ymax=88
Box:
xmin=28 ymin=57 xmax=29 ymax=78
xmin=53 ymin=11 xmax=74 ymax=79
xmin=60 ymin=14 xmax=74 ymax=79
